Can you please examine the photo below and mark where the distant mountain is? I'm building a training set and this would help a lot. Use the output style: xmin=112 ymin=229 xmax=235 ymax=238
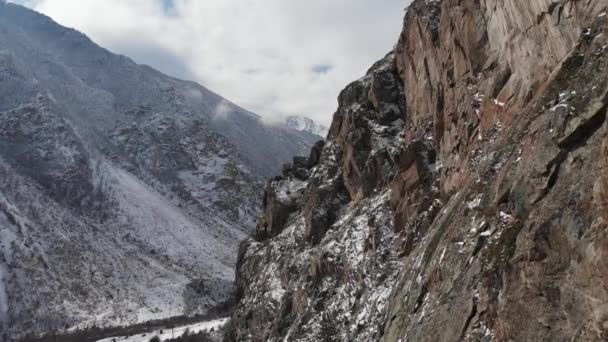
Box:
xmin=0 ymin=2 xmax=318 ymax=339
xmin=283 ymin=115 xmax=328 ymax=137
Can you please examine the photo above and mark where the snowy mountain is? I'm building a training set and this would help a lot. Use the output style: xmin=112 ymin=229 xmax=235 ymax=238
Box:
xmin=283 ymin=115 xmax=328 ymax=137
xmin=0 ymin=2 xmax=320 ymax=340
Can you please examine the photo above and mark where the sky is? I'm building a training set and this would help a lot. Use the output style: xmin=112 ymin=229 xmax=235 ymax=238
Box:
xmin=9 ymin=0 xmax=408 ymax=126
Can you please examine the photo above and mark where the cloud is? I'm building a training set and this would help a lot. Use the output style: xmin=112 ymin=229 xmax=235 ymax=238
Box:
xmin=312 ymin=65 xmax=333 ymax=75
xmin=10 ymin=0 xmax=409 ymax=126
xmin=213 ymin=99 xmax=233 ymax=121
xmin=160 ymin=0 xmax=175 ymax=13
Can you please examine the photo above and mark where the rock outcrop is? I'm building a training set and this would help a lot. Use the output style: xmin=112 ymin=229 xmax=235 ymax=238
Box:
xmin=228 ymin=53 xmax=406 ymax=341
xmin=229 ymin=1 xmax=608 ymax=341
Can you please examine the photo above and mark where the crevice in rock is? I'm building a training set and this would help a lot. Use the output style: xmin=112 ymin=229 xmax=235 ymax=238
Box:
xmin=454 ymin=38 xmax=468 ymax=69
xmin=557 ymin=102 xmax=607 ymax=150
xmin=459 ymin=298 xmax=478 ymax=341
xmin=491 ymin=66 xmax=513 ymax=98
xmin=424 ymin=58 xmax=433 ymax=94
xmin=545 ymin=152 xmax=567 ymax=191
xmin=413 ymin=284 xmax=429 ymax=313
xmin=471 ymin=234 xmax=488 ymax=259
xmin=535 ymin=97 xmax=607 ymax=203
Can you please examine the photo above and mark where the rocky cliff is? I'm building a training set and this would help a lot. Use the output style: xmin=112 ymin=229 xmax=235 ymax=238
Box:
xmin=229 ymin=0 xmax=608 ymax=341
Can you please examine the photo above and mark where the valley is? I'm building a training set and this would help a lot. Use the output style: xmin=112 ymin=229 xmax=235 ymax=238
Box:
xmin=3 ymin=0 xmax=608 ymax=341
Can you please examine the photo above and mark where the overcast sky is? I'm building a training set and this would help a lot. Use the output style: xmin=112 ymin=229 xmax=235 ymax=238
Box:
xmin=10 ymin=0 xmax=408 ymax=125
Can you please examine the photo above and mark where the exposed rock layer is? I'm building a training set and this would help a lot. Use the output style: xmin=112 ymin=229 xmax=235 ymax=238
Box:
xmin=229 ymin=0 xmax=608 ymax=341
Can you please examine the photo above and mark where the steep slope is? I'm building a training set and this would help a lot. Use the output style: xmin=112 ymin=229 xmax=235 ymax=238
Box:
xmin=0 ymin=2 xmax=320 ymax=340
xmin=0 ymin=2 xmax=318 ymax=179
xmin=229 ymin=1 xmax=608 ymax=341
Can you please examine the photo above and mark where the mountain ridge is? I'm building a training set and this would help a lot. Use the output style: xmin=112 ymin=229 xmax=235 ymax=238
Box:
xmin=283 ymin=115 xmax=328 ymax=138
xmin=0 ymin=2 xmax=321 ymax=340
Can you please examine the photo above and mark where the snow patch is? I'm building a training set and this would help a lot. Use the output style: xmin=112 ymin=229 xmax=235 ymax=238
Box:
xmin=96 ymin=318 xmax=229 ymax=342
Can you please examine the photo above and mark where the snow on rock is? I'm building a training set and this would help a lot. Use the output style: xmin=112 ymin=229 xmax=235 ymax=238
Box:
xmin=228 ymin=53 xmax=409 ymax=342
xmin=230 ymin=2 xmax=608 ymax=340
xmin=283 ymin=115 xmax=328 ymax=138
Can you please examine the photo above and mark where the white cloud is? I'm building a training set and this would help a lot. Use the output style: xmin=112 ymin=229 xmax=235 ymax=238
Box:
xmin=11 ymin=0 xmax=408 ymax=126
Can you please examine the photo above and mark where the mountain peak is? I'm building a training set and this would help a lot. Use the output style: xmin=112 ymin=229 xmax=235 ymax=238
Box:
xmin=283 ymin=115 xmax=328 ymax=137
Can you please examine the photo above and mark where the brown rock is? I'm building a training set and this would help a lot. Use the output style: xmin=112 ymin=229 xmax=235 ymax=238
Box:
xmin=229 ymin=1 xmax=608 ymax=341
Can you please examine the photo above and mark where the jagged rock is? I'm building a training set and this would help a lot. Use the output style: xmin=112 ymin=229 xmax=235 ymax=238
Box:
xmin=281 ymin=156 xmax=311 ymax=180
xmin=302 ymin=143 xmax=350 ymax=244
xmin=328 ymin=53 xmax=406 ymax=201
xmin=368 ymin=56 xmax=406 ymax=123
xmin=390 ymin=140 xmax=440 ymax=256
xmin=229 ymin=1 xmax=608 ymax=341
xmin=0 ymin=104 xmax=95 ymax=210
xmin=292 ymin=156 xmax=308 ymax=169
xmin=229 ymin=54 xmax=406 ymax=341
xmin=255 ymin=178 xmax=306 ymax=240
xmin=306 ymin=140 xmax=325 ymax=168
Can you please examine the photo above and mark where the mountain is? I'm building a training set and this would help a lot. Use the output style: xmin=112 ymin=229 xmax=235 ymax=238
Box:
xmin=229 ymin=1 xmax=608 ymax=341
xmin=283 ymin=116 xmax=328 ymax=138
xmin=0 ymin=2 xmax=320 ymax=340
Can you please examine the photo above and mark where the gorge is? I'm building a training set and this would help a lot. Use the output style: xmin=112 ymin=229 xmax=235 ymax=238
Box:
xmin=2 ymin=0 xmax=608 ymax=341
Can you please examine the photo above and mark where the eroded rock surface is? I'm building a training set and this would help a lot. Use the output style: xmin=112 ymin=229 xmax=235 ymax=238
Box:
xmin=229 ymin=1 xmax=608 ymax=341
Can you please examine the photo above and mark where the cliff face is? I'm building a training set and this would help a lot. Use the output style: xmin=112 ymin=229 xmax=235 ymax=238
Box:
xmin=229 ymin=0 xmax=608 ymax=341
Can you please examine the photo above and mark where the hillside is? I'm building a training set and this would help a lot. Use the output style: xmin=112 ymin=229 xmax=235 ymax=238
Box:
xmin=0 ymin=2 xmax=321 ymax=340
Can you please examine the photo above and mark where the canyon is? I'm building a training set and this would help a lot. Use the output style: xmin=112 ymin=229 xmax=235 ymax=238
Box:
xmin=2 ymin=0 xmax=608 ymax=341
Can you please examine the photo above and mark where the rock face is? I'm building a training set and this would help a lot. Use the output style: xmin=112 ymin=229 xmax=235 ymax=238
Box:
xmin=0 ymin=3 xmax=320 ymax=340
xmin=229 ymin=1 xmax=608 ymax=341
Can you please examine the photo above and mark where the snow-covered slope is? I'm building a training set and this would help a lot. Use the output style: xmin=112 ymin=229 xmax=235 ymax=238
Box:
xmin=0 ymin=2 xmax=320 ymax=340
xmin=0 ymin=2 xmax=317 ymax=179
xmin=283 ymin=115 xmax=328 ymax=138
xmin=96 ymin=317 xmax=229 ymax=342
